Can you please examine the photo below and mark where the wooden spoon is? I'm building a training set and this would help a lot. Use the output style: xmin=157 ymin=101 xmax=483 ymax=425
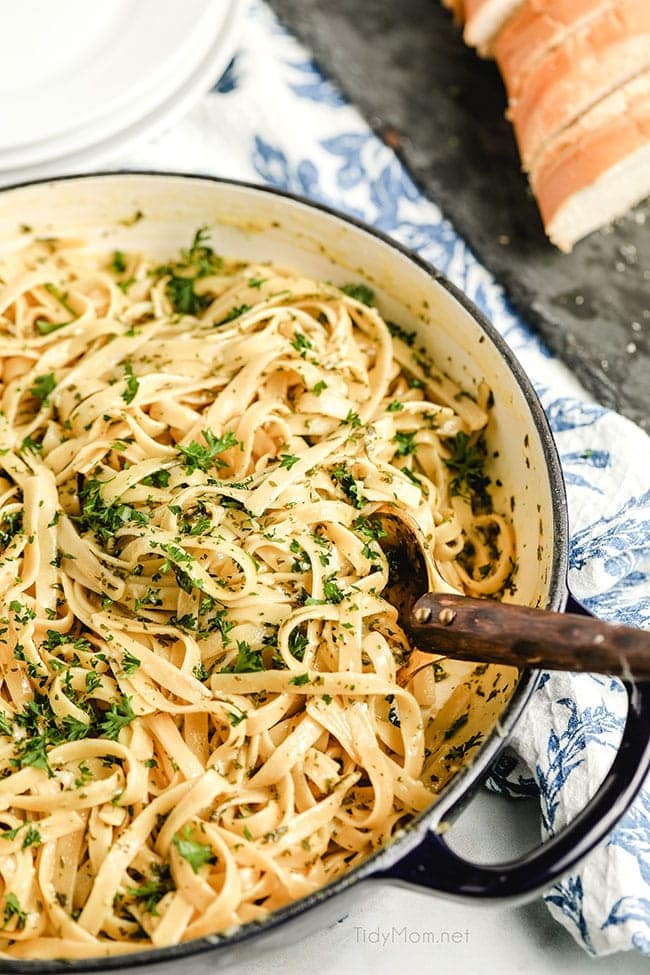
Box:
xmin=373 ymin=509 xmax=650 ymax=685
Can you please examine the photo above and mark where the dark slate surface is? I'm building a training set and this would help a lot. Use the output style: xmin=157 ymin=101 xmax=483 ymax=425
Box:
xmin=268 ymin=0 xmax=650 ymax=430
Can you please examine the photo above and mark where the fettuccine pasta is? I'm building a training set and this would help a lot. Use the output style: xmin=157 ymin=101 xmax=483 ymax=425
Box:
xmin=0 ymin=230 xmax=515 ymax=959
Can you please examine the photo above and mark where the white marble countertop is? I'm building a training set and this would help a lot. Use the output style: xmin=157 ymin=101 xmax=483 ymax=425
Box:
xmin=245 ymin=790 xmax=647 ymax=975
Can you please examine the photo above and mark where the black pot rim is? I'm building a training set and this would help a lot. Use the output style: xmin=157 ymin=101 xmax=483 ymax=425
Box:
xmin=0 ymin=170 xmax=569 ymax=972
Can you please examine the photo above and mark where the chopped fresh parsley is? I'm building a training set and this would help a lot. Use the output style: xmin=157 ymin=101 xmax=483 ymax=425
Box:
xmin=445 ymin=732 xmax=484 ymax=761
xmin=228 ymin=711 xmax=247 ymax=727
xmin=387 ymin=400 xmax=404 ymax=412
xmin=312 ymin=380 xmax=327 ymax=395
xmin=155 ymin=227 xmax=223 ymax=315
xmin=177 ymin=429 xmax=240 ymax=474
xmin=19 ymin=435 xmax=42 ymax=454
xmin=180 ymin=227 xmax=222 ymax=275
xmin=290 ymin=331 xmax=313 ymax=357
xmin=340 ymin=282 xmax=374 ymax=306
xmin=3 ymin=892 xmax=27 ymax=930
xmin=289 ymin=539 xmax=310 ymax=573
xmin=402 ymin=466 xmax=422 ymax=487
xmin=111 ymin=251 xmax=127 ymax=274
xmin=126 ymin=867 xmax=174 ymax=916
xmin=216 ymin=304 xmax=251 ymax=325
xmin=0 ymin=510 xmax=22 ymax=550
xmin=85 ymin=671 xmax=102 ymax=694
xmin=342 ymin=410 xmax=361 ymax=428
xmin=443 ymin=712 xmax=470 ymax=741
xmin=30 ymin=372 xmax=56 ymax=405
xmin=279 ymin=453 xmax=300 ymax=470
xmin=332 ymin=464 xmax=365 ymax=509
xmin=7 ymin=683 xmax=138 ymax=776
xmin=9 ymin=600 xmax=34 ymax=624
xmin=44 ymin=282 xmax=75 ymax=316
xmin=387 ymin=322 xmax=416 ymax=346
xmin=352 ymin=515 xmax=387 ymax=558
xmin=212 ymin=608 xmax=234 ymax=646
xmin=142 ymin=469 xmax=170 ymax=488
xmin=180 ymin=510 xmax=211 ymax=536
xmin=12 ymin=697 xmax=58 ymax=773
xmin=0 ymin=826 xmax=20 ymax=842
xmin=121 ymin=361 xmax=139 ymax=404
xmin=35 ymin=318 xmax=69 ymax=335
xmin=386 ymin=695 xmax=401 ymax=727
xmin=288 ymin=627 xmax=309 ymax=662
xmin=166 ymin=274 xmax=211 ymax=315
xmin=43 ymin=629 xmax=91 ymax=653
xmin=172 ymin=826 xmax=216 ymax=874
xmin=79 ymin=478 xmax=149 ymax=544
xmin=97 ymin=697 xmax=136 ymax=741
xmin=129 ymin=588 xmax=156 ymax=615
xmin=157 ymin=542 xmax=197 ymax=595
xmin=21 ymin=826 xmax=41 ymax=850
xmin=444 ymin=432 xmax=491 ymax=511
xmin=289 ymin=673 xmax=310 ymax=686
xmin=121 ymin=651 xmax=141 ymax=675
xmin=192 ymin=663 xmax=209 ymax=681
xmin=221 ymin=640 xmax=264 ymax=674
xmin=394 ymin=431 xmax=417 ymax=457
xmin=323 ymin=577 xmax=345 ymax=604
xmin=74 ymin=761 xmax=93 ymax=787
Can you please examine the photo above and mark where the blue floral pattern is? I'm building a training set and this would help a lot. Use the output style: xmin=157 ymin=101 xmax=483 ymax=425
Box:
xmin=285 ymin=59 xmax=346 ymax=107
xmin=609 ymin=791 xmax=650 ymax=887
xmin=122 ymin=0 xmax=650 ymax=957
xmin=536 ymin=698 xmax=624 ymax=833
xmin=603 ymin=897 xmax=650 ymax=954
xmin=213 ymin=54 xmax=241 ymax=94
xmin=546 ymin=876 xmax=595 ymax=953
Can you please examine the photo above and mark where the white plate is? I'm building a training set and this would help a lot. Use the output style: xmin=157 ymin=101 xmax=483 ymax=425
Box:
xmin=0 ymin=0 xmax=237 ymax=171
xmin=0 ymin=0 xmax=240 ymax=184
xmin=0 ymin=0 xmax=218 ymax=153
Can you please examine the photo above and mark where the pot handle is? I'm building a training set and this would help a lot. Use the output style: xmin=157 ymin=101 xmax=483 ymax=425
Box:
xmin=374 ymin=679 xmax=650 ymax=901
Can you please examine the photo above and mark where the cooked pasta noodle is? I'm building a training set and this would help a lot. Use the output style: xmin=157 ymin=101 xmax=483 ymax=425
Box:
xmin=0 ymin=231 xmax=515 ymax=959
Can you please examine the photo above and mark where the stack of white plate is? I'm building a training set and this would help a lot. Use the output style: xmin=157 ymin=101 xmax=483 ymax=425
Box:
xmin=0 ymin=0 xmax=240 ymax=185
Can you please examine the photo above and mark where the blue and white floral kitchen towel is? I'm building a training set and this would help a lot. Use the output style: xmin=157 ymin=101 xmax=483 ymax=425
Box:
xmin=116 ymin=0 xmax=650 ymax=958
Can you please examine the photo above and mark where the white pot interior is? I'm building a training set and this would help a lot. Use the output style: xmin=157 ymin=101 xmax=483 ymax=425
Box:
xmin=0 ymin=173 xmax=564 ymax=799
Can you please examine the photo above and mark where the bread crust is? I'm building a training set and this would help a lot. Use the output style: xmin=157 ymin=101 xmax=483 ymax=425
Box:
xmin=463 ymin=0 xmax=526 ymax=55
xmin=495 ymin=0 xmax=615 ymax=99
xmin=533 ymin=72 xmax=650 ymax=249
xmin=510 ymin=0 xmax=650 ymax=169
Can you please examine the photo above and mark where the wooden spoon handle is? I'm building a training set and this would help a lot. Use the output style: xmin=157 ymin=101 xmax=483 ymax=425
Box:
xmin=407 ymin=593 xmax=650 ymax=678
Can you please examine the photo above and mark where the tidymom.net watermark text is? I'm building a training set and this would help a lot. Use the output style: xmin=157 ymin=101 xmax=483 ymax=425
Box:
xmin=354 ymin=925 xmax=470 ymax=947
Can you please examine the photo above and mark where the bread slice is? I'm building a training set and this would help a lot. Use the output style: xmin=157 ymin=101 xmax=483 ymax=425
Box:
xmin=510 ymin=0 xmax=650 ymax=169
xmin=532 ymin=72 xmax=650 ymax=251
xmin=495 ymin=0 xmax=615 ymax=100
xmin=463 ymin=0 xmax=526 ymax=56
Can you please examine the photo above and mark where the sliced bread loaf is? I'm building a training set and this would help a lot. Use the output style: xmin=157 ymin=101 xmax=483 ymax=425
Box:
xmin=532 ymin=71 xmax=650 ymax=250
xmin=510 ymin=0 xmax=650 ymax=169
